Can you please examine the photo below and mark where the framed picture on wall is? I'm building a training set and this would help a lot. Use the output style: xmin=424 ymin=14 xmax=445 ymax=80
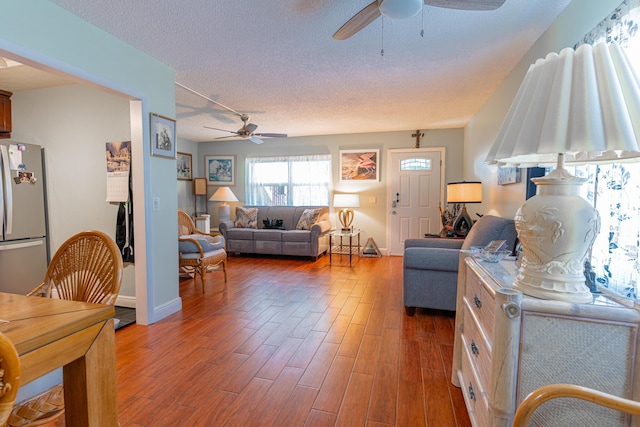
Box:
xmin=150 ymin=113 xmax=176 ymax=158
xmin=497 ymin=166 xmax=521 ymax=185
xmin=176 ymin=152 xmax=192 ymax=180
xmin=339 ymin=149 xmax=379 ymax=181
xmin=205 ymin=155 xmax=235 ymax=186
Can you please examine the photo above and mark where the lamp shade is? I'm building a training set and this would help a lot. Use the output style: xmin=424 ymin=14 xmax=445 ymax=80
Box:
xmin=333 ymin=194 xmax=360 ymax=208
xmin=209 ymin=186 xmax=238 ymax=203
xmin=446 ymin=182 xmax=482 ymax=204
xmin=485 ymin=42 xmax=640 ymax=167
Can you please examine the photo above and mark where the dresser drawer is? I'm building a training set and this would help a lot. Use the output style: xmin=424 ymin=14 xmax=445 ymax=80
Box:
xmin=459 ymin=337 xmax=489 ymax=427
xmin=464 ymin=264 xmax=495 ymax=340
xmin=462 ymin=301 xmax=492 ymax=389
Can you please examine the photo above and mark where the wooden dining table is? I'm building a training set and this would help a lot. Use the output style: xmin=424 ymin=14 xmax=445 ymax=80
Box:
xmin=0 ymin=292 xmax=118 ymax=426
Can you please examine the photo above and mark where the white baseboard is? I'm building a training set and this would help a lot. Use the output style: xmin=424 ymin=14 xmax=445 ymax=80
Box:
xmin=152 ymin=297 xmax=182 ymax=322
xmin=115 ymin=295 xmax=136 ymax=308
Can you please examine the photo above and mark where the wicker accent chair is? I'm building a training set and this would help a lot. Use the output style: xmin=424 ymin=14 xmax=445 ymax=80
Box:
xmin=27 ymin=230 xmax=123 ymax=304
xmin=178 ymin=210 xmax=227 ymax=292
xmin=0 ymin=333 xmax=20 ymax=427
xmin=9 ymin=230 xmax=123 ymax=427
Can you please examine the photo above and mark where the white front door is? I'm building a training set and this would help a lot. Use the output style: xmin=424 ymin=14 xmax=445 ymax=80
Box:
xmin=387 ymin=149 xmax=444 ymax=256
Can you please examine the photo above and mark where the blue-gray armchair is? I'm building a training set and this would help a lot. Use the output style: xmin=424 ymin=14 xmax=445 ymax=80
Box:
xmin=402 ymin=215 xmax=517 ymax=315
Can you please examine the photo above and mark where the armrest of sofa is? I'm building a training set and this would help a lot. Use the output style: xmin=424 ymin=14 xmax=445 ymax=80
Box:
xmin=403 ymin=247 xmax=461 ymax=272
xmin=405 ymin=238 xmax=465 ymax=250
xmin=311 ymin=220 xmax=332 ymax=236
xmin=218 ymin=220 xmax=236 ymax=237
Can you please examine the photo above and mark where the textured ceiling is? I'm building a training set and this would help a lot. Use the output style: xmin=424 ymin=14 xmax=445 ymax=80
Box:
xmin=23 ymin=1 xmax=572 ymax=142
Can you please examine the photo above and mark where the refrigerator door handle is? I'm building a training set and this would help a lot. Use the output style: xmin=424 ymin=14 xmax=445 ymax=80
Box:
xmin=0 ymin=239 xmax=44 ymax=251
xmin=0 ymin=145 xmax=11 ymax=235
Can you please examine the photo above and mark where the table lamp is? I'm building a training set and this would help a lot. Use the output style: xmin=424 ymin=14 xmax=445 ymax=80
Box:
xmin=446 ymin=181 xmax=482 ymax=237
xmin=485 ymin=42 xmax=640 ymax=303
xmin=333 ymin=194 xmax=360 ymax=232
xmin=209 ymin=186 xmax=238 ymax=222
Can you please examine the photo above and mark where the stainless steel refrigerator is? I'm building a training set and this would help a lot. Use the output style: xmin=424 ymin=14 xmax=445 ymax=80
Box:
xmin=0 ymin=141 xmax=48 ymax=294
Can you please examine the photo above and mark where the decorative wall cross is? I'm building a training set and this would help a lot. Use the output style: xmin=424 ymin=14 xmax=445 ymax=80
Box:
xmin=412 ymin=130 xmax=424 ymax=148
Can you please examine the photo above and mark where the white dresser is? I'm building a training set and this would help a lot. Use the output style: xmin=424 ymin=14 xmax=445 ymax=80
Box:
xmin=452 ymin=255 xmax=640 ymax=426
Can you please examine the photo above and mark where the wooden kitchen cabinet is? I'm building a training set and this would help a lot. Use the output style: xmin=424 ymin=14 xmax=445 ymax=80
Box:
xmin=452 ymin=255 xmax=640 ymax=426
xmin=0 ymin=89 xmax=12 ymax=138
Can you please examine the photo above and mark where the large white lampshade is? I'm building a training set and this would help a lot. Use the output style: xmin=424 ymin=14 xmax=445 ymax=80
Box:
xmin=486 ymin=42 xmax=640 ymax=303
xmin=209 ymin=186 xmax=239 ymax=222
xmin=333 ymin=194 xmax=360 ymax=231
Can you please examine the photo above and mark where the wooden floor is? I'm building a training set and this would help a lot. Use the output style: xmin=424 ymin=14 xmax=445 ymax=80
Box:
xmin=113 ymin=254 xmax=471 ymax=426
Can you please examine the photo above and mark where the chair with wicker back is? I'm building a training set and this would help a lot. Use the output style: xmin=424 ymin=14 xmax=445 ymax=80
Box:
xmin=178 ymin=210 xmax=227 ymax=292
xmin=8 ymin=230 xmax=123 ymax=427
xmin=0 ymin=333 xmax=20 ymax=427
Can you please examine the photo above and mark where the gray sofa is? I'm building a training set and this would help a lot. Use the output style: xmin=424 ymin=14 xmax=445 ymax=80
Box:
xmin=402 ymin=215 xmax=517 ymax=315
xmin=219 ymin=206 xmax=331 ymax=258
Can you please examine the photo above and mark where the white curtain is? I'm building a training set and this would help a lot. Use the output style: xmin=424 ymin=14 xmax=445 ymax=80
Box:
xmin=246 ymin=154 xmax=331 ymax=206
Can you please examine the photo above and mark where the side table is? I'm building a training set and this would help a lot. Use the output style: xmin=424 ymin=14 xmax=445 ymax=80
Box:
xmin=329 ymin=229 xmax=360 ymax=266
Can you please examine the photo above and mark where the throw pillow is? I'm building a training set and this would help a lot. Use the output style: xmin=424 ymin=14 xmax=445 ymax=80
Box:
xmin=235 ymin=207 xmax=258 ymax=229
xmin=296 ymin=208 xmax=321 ymax=230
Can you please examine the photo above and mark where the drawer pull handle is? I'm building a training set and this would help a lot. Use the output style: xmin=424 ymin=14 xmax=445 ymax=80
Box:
xmin=470 ymin=340 xmax=479 ymax=355
xmin=468 ymin=384 xmax=476 ymax=401
xmin=474 ymin=294 xmax=482 ymax=308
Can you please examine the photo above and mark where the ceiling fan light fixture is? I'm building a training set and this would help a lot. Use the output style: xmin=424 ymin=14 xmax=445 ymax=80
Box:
xmin=378 ymin=0 xmax=422 ymax=20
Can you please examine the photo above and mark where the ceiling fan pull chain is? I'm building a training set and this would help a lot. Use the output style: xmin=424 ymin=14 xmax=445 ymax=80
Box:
xmin=420 ymin=7 xmax=425 ymax=37
xmin=380 ymin=16 xmax=385 ymax=56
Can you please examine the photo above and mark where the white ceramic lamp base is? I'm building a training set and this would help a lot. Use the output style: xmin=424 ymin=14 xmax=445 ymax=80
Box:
xmin=514 ymin=167 xmax=598 ymax=303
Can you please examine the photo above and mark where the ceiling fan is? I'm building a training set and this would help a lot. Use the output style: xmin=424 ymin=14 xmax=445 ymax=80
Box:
xmin=204 ymin=114 xmax=288 ymax=145
xmin=333 ymin=0 xmax=507 ymax=40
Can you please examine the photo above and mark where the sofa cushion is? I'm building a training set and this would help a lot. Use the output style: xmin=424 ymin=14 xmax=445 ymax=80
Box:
xmin=235 ymin=207 xmax=258 ymax=228
xmin=254 ymin=230 xmax=283 ymax=241
xmin=179 ymin=234 xmax=224 ymax=253
xmin=226 ymin=228 xmax=257 ymax=240
xmin=282 ymin=230 xmax=312 ymax=242
xmin=461 ymin=215 xmax=517 ymax=252
xmin=296 ymin=208 xmax=321 ymax=230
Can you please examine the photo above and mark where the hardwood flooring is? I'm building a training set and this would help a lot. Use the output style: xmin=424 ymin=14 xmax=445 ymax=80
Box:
xmin=112 ymin=254 xmax=471 ymax=426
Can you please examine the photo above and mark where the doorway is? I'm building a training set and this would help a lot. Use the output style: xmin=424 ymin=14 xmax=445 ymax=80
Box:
xmin=387 ymin=148 xmax=444 ymax=256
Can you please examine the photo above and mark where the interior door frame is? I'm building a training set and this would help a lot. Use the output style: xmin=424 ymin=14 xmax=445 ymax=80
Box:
xmin=385 ymin=147 xmax=446 ymax=255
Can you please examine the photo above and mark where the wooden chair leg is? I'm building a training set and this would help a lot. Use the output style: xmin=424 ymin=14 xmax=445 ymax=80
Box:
xmin=199 ymin=265 xmax=206 ymax=293
xmin=222 ymin=260 xmax=227 ymax=282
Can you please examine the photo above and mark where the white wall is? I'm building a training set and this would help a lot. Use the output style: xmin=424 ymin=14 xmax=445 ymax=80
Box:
xmin=465 ymin=0 xmax=626 ymax=218
xmin=192 ymin=128 xmax=465 ymax=250
xmin=11 ymin=84 xmax=137 ymax=299
xmin=176 ymin=138 xmax=200 ymax=216
xmin=0 ymin=1 xmax=179 ymax=324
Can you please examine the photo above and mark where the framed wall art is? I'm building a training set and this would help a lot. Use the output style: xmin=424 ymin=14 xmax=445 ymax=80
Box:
xmin=150 ymin=113 xmax=176 ymax=158
xmin=177 ymin=152 xmax=192 ymax=180
xmin=339 ymin=149 xmax=379 ymax=181
xmin=497 ymin=166 xmax=521 ymax=185
xmin=205 ymin=155 xmax=235 ymax=186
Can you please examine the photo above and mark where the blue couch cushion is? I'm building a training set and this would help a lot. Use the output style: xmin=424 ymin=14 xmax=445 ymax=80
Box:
xmin=179 ymin=234 xmax=224 ymax=253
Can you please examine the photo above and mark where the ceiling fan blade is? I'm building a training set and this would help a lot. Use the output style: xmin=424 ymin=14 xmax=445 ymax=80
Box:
xmin=245 ymin=123 xmax=258 ymax=133
xmin=333 ymin=1 xmax=381 ymax=40
xmin=255 ymin=133 xmax=288 ymax=138
xmin=204 ymin=125 xmax=237 ymax=134
xmin=214 ymin=135 xmax=237 ymax=140
xmin=249 ymin=136 xmax=264 ymax=144
xmin=424 ymin=0 xmax=506 ymax=11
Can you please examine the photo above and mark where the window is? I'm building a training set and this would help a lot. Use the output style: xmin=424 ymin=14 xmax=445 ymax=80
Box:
xmin=400 ymin=158 xmax=431 ymax=171
xmin=246 ymin=154 xmax=331 ymax=206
